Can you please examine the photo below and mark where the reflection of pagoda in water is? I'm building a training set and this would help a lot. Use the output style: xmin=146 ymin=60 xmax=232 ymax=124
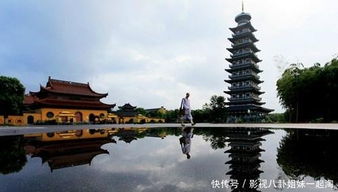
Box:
xmin=24 ymin=129 xmax=116 ymax=171
xmin=225 ymin=128 xmax=272 ymax=191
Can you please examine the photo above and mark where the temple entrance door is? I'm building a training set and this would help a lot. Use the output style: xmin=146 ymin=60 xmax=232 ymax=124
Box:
xmin=89 ymin=114 xmax=95 ymax=123
xmin=61 ymin=116 xmax=68 ymax=123
xmin=75 ymin=112 xmax=83 ymax=122
xmin=27 ymin=116 xmax=34 ymax=124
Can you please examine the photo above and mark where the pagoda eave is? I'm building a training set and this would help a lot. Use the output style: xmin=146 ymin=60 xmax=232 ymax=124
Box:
xmin=225 ymin=67 xmax=262 ymax=73
xmin=226 ymin=55 xmax=262 ymax=63
xmin=229 ymin=22 xmax=257 ymax=33
xmin=227 ymin=45 xmax=260 ymax=53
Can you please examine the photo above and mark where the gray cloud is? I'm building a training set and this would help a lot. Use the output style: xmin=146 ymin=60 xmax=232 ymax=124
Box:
xmin=1 ymin=0 xmax=337 ymax=111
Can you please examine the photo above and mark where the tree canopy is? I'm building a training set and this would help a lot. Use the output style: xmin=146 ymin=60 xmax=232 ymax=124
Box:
xmin=276 ymin=59 xmax=338 ymax=122
xmin=0 ymin=76 xmax=25 ymax=117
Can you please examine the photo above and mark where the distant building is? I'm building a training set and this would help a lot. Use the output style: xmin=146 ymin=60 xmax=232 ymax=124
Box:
xmin=225 ymin=8 xmax=273 ymax=122
xmin=116 ymin=103 xmax=165 ymax=124
xmin=145 ymin=106 xmax=167 ymax=114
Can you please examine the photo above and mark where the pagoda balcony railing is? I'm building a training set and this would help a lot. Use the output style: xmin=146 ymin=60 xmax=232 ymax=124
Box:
xmin=232 ymin=50 xmax=258 ymax=58
xmin=233 ymin=29 xmax=251 ymax=36
xmin=229 ymin=61 xmax=259 ymax=69
xmin=229 ymin=85 xmax=260 ymax=91
xmin=232 ymin=39 xmax=253 ymax=47
xmin=228 ymin=97 xmax=262 ymax=102
xmin=229 ymin=73 xmax=260 ymax=80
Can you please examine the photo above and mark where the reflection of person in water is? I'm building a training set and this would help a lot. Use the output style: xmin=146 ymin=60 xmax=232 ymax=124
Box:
xmin=179 ymin=127 xmax=194 ymax=159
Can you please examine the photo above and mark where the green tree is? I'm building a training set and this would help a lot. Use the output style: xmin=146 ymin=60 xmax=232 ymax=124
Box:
xmin=276 ymin=59 xmax=338 ymax=122
xmin=0 ymin=76 xmax=25 ymax=120
xmin=208 ymin=95 xmax=227 ymax=123
xmin=135 ymin=108 xmax=147 ymax=116
xmin=0 ymin=136 xmax=27 ymax=174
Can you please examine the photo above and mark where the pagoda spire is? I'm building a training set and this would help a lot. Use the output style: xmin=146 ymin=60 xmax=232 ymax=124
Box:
xmin=242 ymin=0 xmax=244 ymax=12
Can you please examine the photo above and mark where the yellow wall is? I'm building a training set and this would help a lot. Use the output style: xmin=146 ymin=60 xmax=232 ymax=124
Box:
xmin=39 ymin=108 xmax=108 ymax=123
xmin=0 ymin=116 xmax=5 ymax=125
xmin=2 ymin=109 xmax=164 ymax=126
xmin=157 ymin=107 xmax=167 ymax=114
xmin=23 ymin=113 xmax=42 ymax=125
xmin=118 ymin=115 xmax=165 ymax=124
xmin=6 ymin=115 xmax=25 ymax=125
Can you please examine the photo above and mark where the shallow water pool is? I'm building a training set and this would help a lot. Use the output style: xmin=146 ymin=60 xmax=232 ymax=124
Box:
xmin=0 ymin=127 xmax=337 ymax=192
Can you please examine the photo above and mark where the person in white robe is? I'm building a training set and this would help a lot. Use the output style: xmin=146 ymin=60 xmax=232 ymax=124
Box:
xmin=180 ymin=93 xmax=195 ymax=126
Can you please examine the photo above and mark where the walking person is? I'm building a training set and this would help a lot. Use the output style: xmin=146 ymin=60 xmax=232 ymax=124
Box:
xmin=180 ymin=93 xmax=195 ymax=126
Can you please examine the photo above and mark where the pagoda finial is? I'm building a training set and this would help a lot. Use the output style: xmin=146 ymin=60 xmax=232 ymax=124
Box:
xmin=242 ymin=0 xmax=244 ymax=12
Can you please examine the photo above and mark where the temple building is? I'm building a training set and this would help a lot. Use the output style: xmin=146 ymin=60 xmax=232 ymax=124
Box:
xmin=225 ymin=6 xmax=273 ymax=122
xmin=115 ymin=103 xmax=165 ymax=124
xmin=23 ymin=77 xmax=115 ymax=124
xmin=1 ymin=77 xmax=165 ymax=125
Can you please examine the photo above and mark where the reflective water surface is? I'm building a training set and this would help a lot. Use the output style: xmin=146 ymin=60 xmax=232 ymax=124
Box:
xmin=0 ymin=127 xmax=338 ymax=192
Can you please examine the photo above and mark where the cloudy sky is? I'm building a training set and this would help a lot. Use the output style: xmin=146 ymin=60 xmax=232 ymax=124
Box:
xmin=0 ymin=0 xmax=337 ymax=112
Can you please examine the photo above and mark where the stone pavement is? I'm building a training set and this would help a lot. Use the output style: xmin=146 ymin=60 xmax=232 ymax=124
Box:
xmin=0 ymin=123 xmax=338 ymax=136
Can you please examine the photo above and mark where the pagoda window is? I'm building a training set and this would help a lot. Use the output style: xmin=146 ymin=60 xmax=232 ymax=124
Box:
xmin=46 ymin=112 xmax=54 ymax=118
xmin=100 ymin=113 xmax=105 ymax=118
xmin=243 ymin=28 xmax=250 ymax=33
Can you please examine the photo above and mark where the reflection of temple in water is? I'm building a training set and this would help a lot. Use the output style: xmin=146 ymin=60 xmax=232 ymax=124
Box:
xmin=225 ymin=128 xmax=272 ymax=191
xmin=18 ymin=127 xmax=168 ymax=172
xmin=24 ymin=129 xmax=116 ymax=172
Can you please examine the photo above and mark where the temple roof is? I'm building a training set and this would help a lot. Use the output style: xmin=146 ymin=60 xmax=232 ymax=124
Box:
xmin=118 ymin=103 xmax=137 ymax=110
xmin=24 ymin=77 xmax=115 ymax=110
xmin=32 ymin=77 xmax=108 ymax=98
xmin=31 ymin=98 xmax=115 ymax=110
